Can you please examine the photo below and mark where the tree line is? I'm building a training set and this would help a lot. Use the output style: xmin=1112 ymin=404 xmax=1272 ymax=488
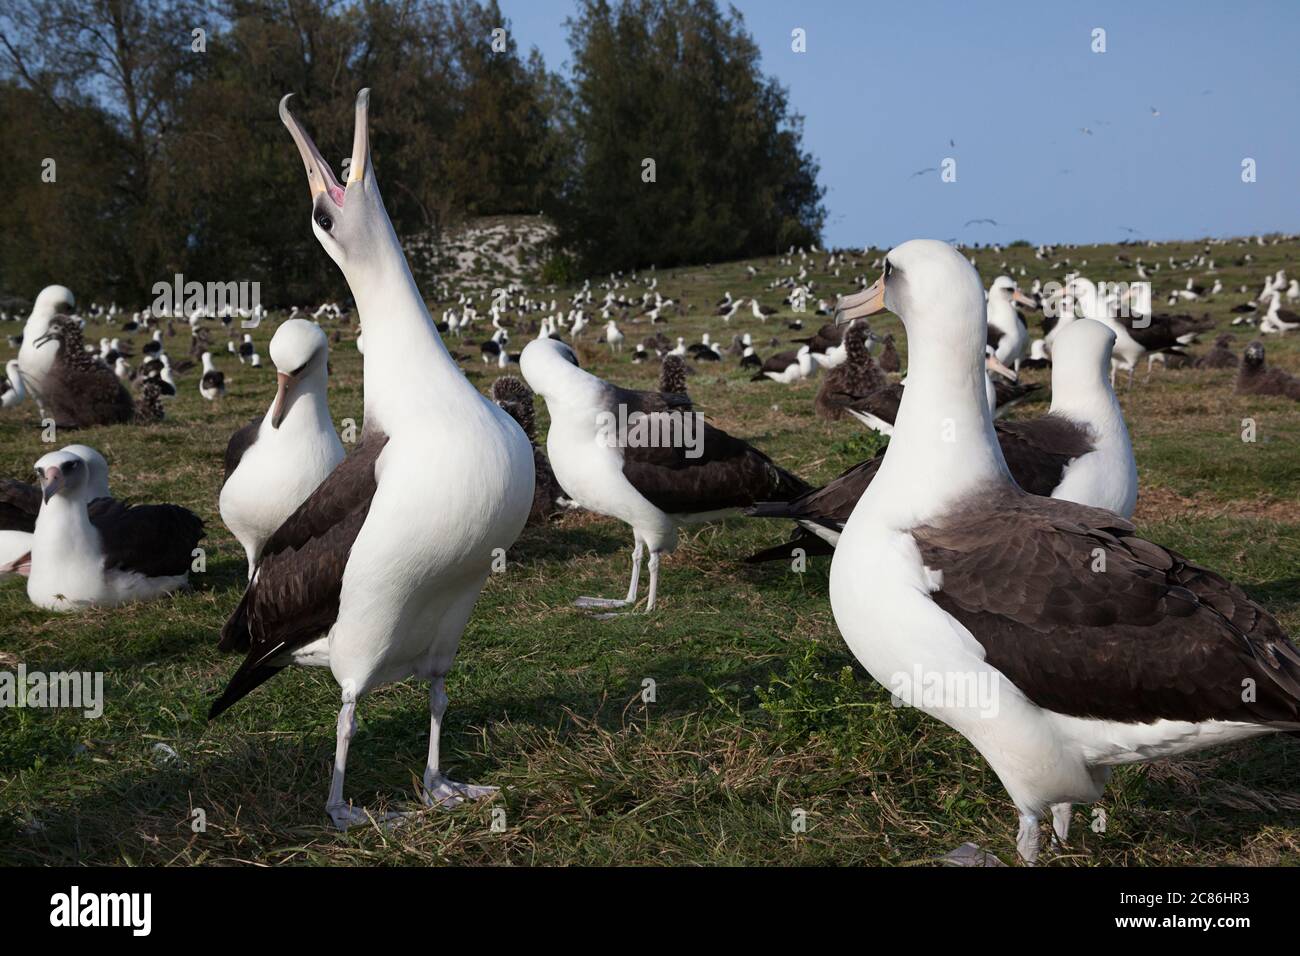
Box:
xmin=0 ymin=0 xmax=824 ymax=306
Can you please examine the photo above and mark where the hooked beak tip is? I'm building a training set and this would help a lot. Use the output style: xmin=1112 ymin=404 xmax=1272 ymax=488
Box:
xmin=40 ymin=467 xmax=62 ymax=503
xmin=271 ymin=372 xmax=292 ymax=429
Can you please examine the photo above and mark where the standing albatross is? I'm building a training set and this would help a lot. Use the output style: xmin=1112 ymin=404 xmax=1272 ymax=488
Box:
xmin=220 ymin=319 xmax=345 ymax=578
xmin=208 ymin=90 xmax=534 ymax=829
xmin=829 ymin=239 xmax=1300 ymax=864
xmin=520 ymin=337 xmax=807 ymax=611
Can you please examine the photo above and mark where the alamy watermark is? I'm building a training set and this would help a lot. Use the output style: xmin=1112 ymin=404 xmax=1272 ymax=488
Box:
xmin=596 ymin=406 xmax=704 ymax=459
xmin=0 ymin=664 xmax=103 ymax=718
xmin=889 ymin=665 xmax=999 ymax=718
xmin=151 ymin=274 xmax=261 ymax=317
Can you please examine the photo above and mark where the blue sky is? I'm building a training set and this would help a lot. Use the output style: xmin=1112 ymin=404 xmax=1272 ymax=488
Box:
xmin=498 ymin=0 xmax=1300 ymax=249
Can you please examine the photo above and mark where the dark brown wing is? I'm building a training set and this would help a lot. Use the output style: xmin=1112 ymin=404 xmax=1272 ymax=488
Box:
xmin=744 ymin=527 xmax=836 ymax=564
xmin=622 ymin=421 xmax=808 ymax=515
xmin=744 ymin=455 xmax=883 ymax=562
xmin=995 ymin=415 xmax=1093 ymax=497
xmin=607 ymin=383 xmax=692 ymax=416
xmin=993 ymin=380 xmax=1044 ymax=410
xmin=90 ymin=500 xmax=204 ymax=578
xmin=913 ymin=486 xmax=1300 ymax=725
xmin=223 ymin=417 xmax=262 ymax=484
xmin=209 ymin=431 xmax=389 ymax=719
xmin=0 ymin=479 xmax=41 ymax=532
xmin=846 ymin=383 xmax=904 ymax=424
xmin=760 ymin=350 xmax=798 ymax=374
xmin=747 ymin=455 xmax=883 ymax=525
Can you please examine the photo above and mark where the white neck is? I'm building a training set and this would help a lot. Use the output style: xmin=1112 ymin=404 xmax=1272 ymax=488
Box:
xmin=861 ymin=326 xmax=1009 ymax=528
xmin=343 ymin=219 xmax=477 ymax=434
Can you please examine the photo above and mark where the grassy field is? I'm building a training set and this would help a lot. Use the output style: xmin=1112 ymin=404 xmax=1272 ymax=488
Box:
xmin=1 ymin=233 xmax=1298 ymax=866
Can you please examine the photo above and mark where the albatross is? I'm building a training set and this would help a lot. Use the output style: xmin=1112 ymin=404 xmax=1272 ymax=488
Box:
xmin=17 ymin=285 xmax=76 ymax=413
xmin=986 ymin=275 xmax=1034 ymax=370
xmin=520 ymin=336 xmax=807 ymax=611
xmin=28 ymin=446 xmax=203 ymax=610
xmin=0 ymin=444 xmax=113 ymax=578
xmin=219 ymin=318 xmax=345 ymax=578
xmin=747 ymin=318 xmax=1137 ymax=561
xmin=208 ymin=90 xmax=534 ymax=830
xmin=828 ymin=239 xmax=1300 ymax=863
xmin=29 ymin=316 xmax=134 ymax=427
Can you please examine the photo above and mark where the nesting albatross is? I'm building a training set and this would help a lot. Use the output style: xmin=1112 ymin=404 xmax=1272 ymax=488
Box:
xmin=29 ymin=316 xmax=134 ymax=427
xmin=27 ymin=446 xmax=202 ymax=610
xmin=208 ymin=90 xmax=534 ymax=830
xmin=828 ymin=239 xmax=1300 ymax=864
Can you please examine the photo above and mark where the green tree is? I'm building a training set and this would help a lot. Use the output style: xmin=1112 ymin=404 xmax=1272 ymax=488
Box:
xmin=549 ymin=0 xmax=824 ymax=273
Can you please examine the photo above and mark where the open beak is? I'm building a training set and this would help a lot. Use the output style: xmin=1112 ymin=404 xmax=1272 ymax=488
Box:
xmin=835 ymin=276 xmax=886 ymax=325
xmin=270 ymin=372 xmax=295 ymax=429
xmin=1012 ymin=289 xmax=1038 ymax=309
xmin=986 ymin=353 xmax=1018 ymax=381
xmin=279 ymin=93 xmax=346 ymax=206
xmin=347 ymin=88 xmax=370 ymax=187
xmin=32 ymin=332 xmax=53 ymax=348
xmin=40 ymin=466 xmax=63 ymax=503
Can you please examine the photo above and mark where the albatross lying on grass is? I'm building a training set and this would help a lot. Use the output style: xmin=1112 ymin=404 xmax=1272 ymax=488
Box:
xmin=828 ymin=239 xmax=1300 ymax=864
xmin=0 ymin=444 xmax=113 ymax=579
xmin=219 ymin=319 xmax=344 ymax=578
xmin=208 ymin=90 xmax=534 ymax=830
xmin=520 ymin=337 xmax=807 ymax=612
xmin=27 ymin=447 xmax=203 ymax=610
xmin=17 ymin=285 xmax=75 ymax=414
xmin=30 ymin=316 xmax=134 ymax=427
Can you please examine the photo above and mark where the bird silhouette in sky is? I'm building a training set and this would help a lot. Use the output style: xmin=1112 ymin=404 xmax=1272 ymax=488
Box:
xmin=1150 ymin=106 xmax=1161 ymax=117
xmin=1120 ymin=226 xmax=1142 ymax=235
xmin=910 ymin=167 xmax=938 ymax=178
xmin=1079 ymin=127 xmax=1094 ymax=135
xmin=964 ymin=218 xmax=999 ymax=228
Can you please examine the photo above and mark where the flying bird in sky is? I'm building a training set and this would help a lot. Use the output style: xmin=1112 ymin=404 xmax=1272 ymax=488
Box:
xmin=1079 ymin=127 xmax=1093 ymax=135
xmin=1120 ymin=226 xmax=1142 ymax=235
xmin=910 ymin=167 xmax=938 ymax=178
xmin=1150 ymin=106 xmax=1161 ymax=117
xmin=965 ymin=218 xmax=999 ymax=228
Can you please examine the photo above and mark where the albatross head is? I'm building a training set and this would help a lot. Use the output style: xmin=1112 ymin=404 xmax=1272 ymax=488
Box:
xmin=1048 ymin=318 xmax=1115 ymax=391
xmin=28 ymin=285 xmax=75 ymax=333
xmin=268 ymin=318 xmax=329 ymax=428
xmin=279 ymin=89 xmax=387 ymax=277
xmin=519 ymin=338 xmax=583 ymax=401
xmin=989 ymin=275 xmax=1037 ymax=310
xmin=34 ymin=449 xmax=89 ymax=505
xmin=59 ymin=444 xmax=111 ymax=500
xmin=835 ymin=240 xmax=985 ymax=350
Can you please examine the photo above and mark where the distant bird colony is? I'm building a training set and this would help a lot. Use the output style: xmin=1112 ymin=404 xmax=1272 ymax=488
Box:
xmin=3 ymin=89 xmax=1300 ymax=864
